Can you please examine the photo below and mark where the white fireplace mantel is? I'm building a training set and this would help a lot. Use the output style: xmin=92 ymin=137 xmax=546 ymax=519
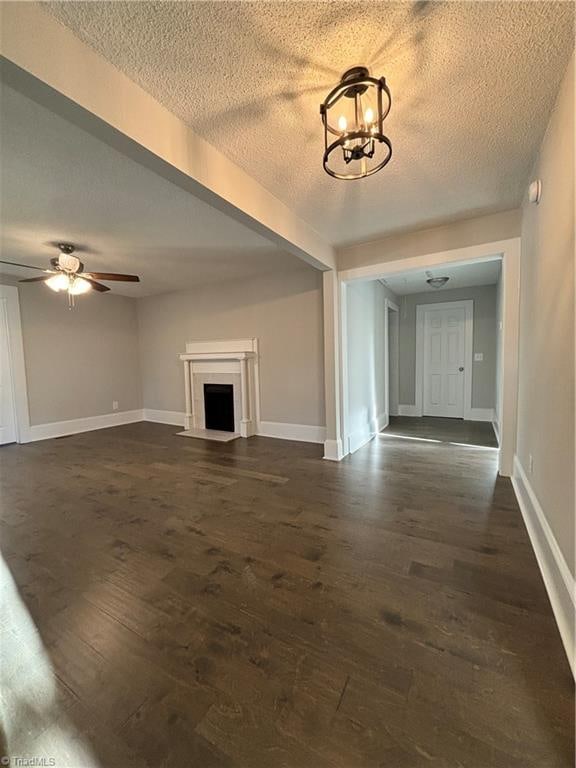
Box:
xmin=178 ymin=339 xmax=259 ymax=438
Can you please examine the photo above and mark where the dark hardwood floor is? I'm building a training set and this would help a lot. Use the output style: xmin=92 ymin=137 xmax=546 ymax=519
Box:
xmin=1 ymin=422 xmax=573 ymax=767
xmin=383 ymin=416 xmax=498 ymax=448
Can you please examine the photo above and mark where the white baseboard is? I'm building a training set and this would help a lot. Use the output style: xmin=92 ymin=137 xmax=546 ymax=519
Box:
xmin=21 ymin=408 xmax=326 ymax=448
xmin=467 ymin=407 xmax=495 ymax=422
xmin=23 ymin=409 xmax=144 ymax=442
xmin=398 ymin=404 xmax=421 ymax=417
xmin=143 ymin=408 xmax=186 ymax=427
xmin=396 ymin=405 xmax=494 ymax=423
xmin=376 ymin=411 xmax=389 ymax=432
xmin=512 ymin=456 xmax=575 ymax=677
xmin=323 ymin=438 xmax=344 ymax=461
xmin=348 ymin=427 xmax=375 ymax=454
xmin=492 ymin=419 xmax=500 ymax=445
xmin=257 ymin=421 xmax=326 ymax=444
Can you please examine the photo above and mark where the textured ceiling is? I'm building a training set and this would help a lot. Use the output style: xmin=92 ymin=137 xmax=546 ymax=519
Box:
xmin=44 ymin=1 xmax=574 ymax=246
xmin=0 ymin=85 xmax=307 ymax=297
xmin=382 ymin=259 xmax=501 ymax=295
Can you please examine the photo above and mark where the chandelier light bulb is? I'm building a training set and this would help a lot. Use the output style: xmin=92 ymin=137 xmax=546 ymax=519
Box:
xmin=46 ymin=273 xmax=69 ymax=292
xmin=364 ymin=107 xmax=374 ymax=124
xmin=338 ymin=115 xmax=347 ymax=132
xmin=69 ymin=277 xmax=92 ymax=295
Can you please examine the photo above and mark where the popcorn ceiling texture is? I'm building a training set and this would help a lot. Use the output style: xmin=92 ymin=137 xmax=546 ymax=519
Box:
xmin=44 ymin=1 xmax=574 ymax=246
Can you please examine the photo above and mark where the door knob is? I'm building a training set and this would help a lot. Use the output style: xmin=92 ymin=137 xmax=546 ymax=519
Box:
xmin=459 ymin=367 xmax=464 ymax=372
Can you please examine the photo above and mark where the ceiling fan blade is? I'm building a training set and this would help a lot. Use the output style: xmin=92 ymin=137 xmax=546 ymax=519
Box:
xmin=82 ymin=272 xmax=140 ymax=282
xmin=19 ymin=276 xmax=50 ymax=283
xmin=83 ymin=278 xmax=111 ymax=293
xmin=0 ymin=259 xmax=52 ymax=272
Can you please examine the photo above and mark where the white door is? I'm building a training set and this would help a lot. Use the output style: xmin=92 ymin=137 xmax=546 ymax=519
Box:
xmin=0 ymin=296 xmax=18 ymax=444
xmin=422 ymin=305 xmax=466 ymax=418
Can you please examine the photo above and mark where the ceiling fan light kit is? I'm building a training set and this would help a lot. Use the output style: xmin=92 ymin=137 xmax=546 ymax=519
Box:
xmin=320 ymin=66 xmax=392 ymax=180
xmin=0 ymin=242 xmax=140 ymax=309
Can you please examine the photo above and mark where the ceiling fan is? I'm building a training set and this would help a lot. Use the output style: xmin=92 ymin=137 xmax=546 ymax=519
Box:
xmin=0 ymin=243 xmax=140 ymax=307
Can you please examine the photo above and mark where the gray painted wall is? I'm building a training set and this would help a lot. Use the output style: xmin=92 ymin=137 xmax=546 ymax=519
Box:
xmin=398 ymin=285 xmax=497 ymax=409
xmin=346 ymin=280 xmax=388 ymax=448
xmin=494 ymin=273 xmax=504 ymax=432
xmin=517 ymin=53 xmax=574 ymax=576
xmin=17 ymin=287 xmax=142 ymax=425
xmin=137 ymin=266 xmax=325 ymax=427
xmin=337 ymin=209 xmax=521 ymax=271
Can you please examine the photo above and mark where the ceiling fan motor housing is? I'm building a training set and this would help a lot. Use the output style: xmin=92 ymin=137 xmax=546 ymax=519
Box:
xmin=58 ymin=253 xmax=82 ymax=273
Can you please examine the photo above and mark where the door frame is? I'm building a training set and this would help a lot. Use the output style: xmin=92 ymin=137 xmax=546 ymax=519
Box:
xmin=415 ymin=299 xmax=473 ymax=419
xmin=0 ymin=284 xmax=30 ymax=443
xmin=385 ymin=298 xmax=400 ymax=420
xmin=336 ymin=237 xmax=520 ymax=476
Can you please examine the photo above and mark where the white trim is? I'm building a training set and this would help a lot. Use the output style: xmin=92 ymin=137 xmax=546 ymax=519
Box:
xmin=0 ymin=285 xmax=30 ymax=443
xmin=143 ymin=408 xmax=185 ymax=427
xmin=468 ymin=407 xmax=495 ymax=422
xmin=323 ymin=438 xmax=344 ymax=461
xmin=184 ymin=338 xmax=257 ymax=355
xmin=347 ymin=410 xmax=388 ymax=455
xmin=257 ymin=421 xmax=326 ymax=444
xmin=348 ymin=427 xmax=375 ymax=454
xmin=339 ymin=280 xmax=350 ymax=454
xmin=391 ymin=405 xmax=494 ymax=423
xmin=512 ymin=456 xmax=575 ymax=677
xmin=24 ymin=409 xmax=144 ymax=443
xmin=416 ymin=299 xmax=473 ymax=419
xmin=498 ymin=240 xmax=521 ymax=476
xmin=384 ymin=298 xmax=400 ymax=419
xmin=377 ymin=411 xmax=389 ymax=432
xmin=21 ymin=406 xmax=327 ymax=447
xmin=336 ymin=237 xmax=520 ymax=475
xmin=492 ymin=419 xmax=500 ymax=444
xmin=398 ymin=404 xmax=422 ymax=417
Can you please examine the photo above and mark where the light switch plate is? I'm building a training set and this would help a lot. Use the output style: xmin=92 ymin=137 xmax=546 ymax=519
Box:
xmin=474 ymin=353 xmax=484 ymax=362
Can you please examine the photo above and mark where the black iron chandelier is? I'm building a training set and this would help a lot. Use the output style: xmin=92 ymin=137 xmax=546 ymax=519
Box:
xmin=320 ymin=66 xmax=392 ymax=180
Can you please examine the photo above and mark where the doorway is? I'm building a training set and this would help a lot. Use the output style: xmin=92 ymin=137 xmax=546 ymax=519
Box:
xmin=338 ymin=241 xmax=520 ymax=474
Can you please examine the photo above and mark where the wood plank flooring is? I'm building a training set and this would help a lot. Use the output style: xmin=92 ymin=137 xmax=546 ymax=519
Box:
xmin=382 ymin=416 xmax=498 ymax=448
xmin=0 ymin=422 xmax=573 ymax=767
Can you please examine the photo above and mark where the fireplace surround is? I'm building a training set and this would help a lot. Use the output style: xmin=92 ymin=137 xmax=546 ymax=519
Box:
xmin=178 ymin=338 xmax=259 ymax=439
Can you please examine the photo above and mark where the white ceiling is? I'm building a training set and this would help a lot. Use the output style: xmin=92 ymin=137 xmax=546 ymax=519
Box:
xmin=382 ymin=259 xmax=501 ymax=296
xmin=44 ymin=1 xmax=574 ymax=246
xmin=0 ymin=84 xmax=308 ymax=297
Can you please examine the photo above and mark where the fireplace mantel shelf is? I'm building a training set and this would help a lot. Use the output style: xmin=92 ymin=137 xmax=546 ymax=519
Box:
xmin=178 ymin=351 xmax=255 ymax=362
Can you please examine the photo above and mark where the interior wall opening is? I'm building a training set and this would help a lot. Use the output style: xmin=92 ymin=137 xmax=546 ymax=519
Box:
xmin=343 ymin=255 xmax=505 ymax=456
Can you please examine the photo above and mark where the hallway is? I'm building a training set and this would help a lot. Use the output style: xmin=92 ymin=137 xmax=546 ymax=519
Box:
xmin=1 ymin=423 xmax=573 ymax=767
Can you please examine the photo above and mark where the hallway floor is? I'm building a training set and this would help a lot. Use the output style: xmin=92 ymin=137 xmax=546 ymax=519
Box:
xmin=1 ymin=423 xmax=573 ymax=767
xmin=382 ymin=415 xmax=498 ymax=448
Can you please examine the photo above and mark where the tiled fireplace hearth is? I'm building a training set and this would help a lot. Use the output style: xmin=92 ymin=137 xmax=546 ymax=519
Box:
xmin=178 ymin=339 xmax=259 ymax=440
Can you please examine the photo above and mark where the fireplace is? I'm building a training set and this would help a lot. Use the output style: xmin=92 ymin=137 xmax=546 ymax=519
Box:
xmin=178 ymin=338 xmax=259 ymax=440
xmin=204 ymin=383 xmax=235 ymax=432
